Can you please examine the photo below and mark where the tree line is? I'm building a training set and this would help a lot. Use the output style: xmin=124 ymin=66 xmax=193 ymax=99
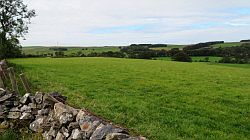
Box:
xmin=0 ymin=0 xmax=35 ymax=59
xmin=19 ymin=42 xmax=250 ymax=64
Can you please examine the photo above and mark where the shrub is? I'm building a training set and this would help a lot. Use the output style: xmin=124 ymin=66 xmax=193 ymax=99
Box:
xmin=171 ymin=52 xmax=192 ymax=62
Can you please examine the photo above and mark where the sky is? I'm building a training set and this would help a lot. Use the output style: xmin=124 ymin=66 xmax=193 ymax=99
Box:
xmin=21 ymin=0 xmax=250 ymax=46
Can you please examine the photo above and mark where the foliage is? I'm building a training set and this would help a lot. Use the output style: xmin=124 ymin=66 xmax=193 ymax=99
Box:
xmin=155 ymin=56 xmax=222 ymax=63
xmin=22 ymin=46 xmax=120 ymax=57
xmin=171 ymin=51 xmax=192 ymax=62
xmin=0 ymin=33 xmax=22 ymax=58
xmin=121 ymin=46 xmax=156 ymax=59
xmin=183 ymin=41 xmax=224 ymax=51
xmin=167 ymin=48 xmax=180 ymax=56
xmin=240 ymin=39 xmax=250 ymax=43
xmin=9 ymin=57 xmax=250 ymax=140
xmin=100 ymin=51 xmax=125 ymax=58
xmin=0 ymin=0 xmax=35 ymax=59
xmin=20 ymin=42 xmax=250 ymax=64
xmin=130 ymin=44 xmax=168 ymax=48
xmin=54 ymin=51 xmax=65 ymax=57
xmin=49 ymin=47 xmax=68 ymax=51
xmin=218 ymin=43 xmax=250 ymax=64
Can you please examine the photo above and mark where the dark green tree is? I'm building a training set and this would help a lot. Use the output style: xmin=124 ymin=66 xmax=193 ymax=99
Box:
xmin=0 ymin=0 xmax=35 ymax=59
xmin=171 ymin=51 xmax=192 ymax=62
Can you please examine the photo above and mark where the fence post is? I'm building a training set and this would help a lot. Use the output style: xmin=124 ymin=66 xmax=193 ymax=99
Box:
xmin=19 ymin=73 xmax=31 ymax=93
xmin=7 ymin=67 xmax=19 ymax=94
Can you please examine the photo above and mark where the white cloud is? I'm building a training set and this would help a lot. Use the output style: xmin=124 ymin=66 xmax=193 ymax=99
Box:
xmin=21 ymin=0 xmax=250 ymax=46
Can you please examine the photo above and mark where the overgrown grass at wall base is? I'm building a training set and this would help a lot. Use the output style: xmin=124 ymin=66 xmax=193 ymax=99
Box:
xmin=9 ymin=57 xmax=250 ymax=140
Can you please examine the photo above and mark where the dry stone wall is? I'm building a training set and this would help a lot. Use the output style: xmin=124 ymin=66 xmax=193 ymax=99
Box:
xmin=0 ymin=60 xmax=147 ymax=140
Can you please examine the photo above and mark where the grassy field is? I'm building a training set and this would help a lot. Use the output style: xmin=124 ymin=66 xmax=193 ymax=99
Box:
xmin=9 ymin=57 xmax=250 ymax=140
xmin=22 ymin=46 xmax=120 ymax=56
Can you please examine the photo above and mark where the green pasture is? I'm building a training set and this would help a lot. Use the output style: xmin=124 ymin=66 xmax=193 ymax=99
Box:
xmin=9 ymin=57 xmax=250 ymax=140
xmin=22 ymin=46 xmax=120 ymax=56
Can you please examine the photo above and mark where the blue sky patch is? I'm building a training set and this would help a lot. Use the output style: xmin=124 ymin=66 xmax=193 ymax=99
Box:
xmin=88 ymin=24 xmax=154 ymax=34
xmin=228 ymin=7 xmax=250 ymax=15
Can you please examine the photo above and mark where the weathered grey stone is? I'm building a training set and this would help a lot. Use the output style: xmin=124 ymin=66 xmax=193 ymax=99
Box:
xmin=35 ymin=92 xmax=44 ymax=104
xmin=38 ymin=108 xmax=50 ymax=116
xmin=0 ymin=106 xmax=6 ymax=118
xmin=43 ymin=131 xmax=53 ymax=140
xmin=56 ymin=132 xmax=66 ymax=140
xmin=28 ymin=102 xmax=37 ymax=109
xmin=105 ymin=133 xmax=130 ymax=140
xmin=0 ymin=111 xmax=6 ymax=119
xmin=47 ymin=111 xmax=56 ymax=122
xmin=7 ymin=112 xmax=21 ymax=119
xmin=30 ymin=117 xmax=47 ymax=132
xmin=0 ymin=87 xmax=146 ymax=140
xmin=0 ymin=93 xmax=13 ymax=102
xmin=20 ymin=105 xmax=32 ymax=113
xmin=37 ymin=104 xmax=43 ymax=109
xmin=54 ymin=103 xmax=78 ymax=119
xmin=1 ymin=120 xmax=9 ymax=128
xmin=3 ymin=101 xmax=14 ymax=106
xmin=61 ymin=127 xmax=70 ymax=138
xmin=29 ymin=96 xmax=36 ymax=104
xmin=68 ymin=122 xmax=80 ymax=131
xmin=0 ymin=105 xmax=6 ymax=110
xmin=9 ymin=122 xmax=15 ymax=129
xmin=43 ymin=94 xmax=60 ymax=106
xmin=71 ymin=129 xmax=84 ymax=140
xmin=32 ymin=109 xmax=39 ymax=115
xmin=79 ymin=115 xmax=101 ymax=138
xmin=59 ymin=112 xmax=74 ymax=124
xmin=9 ymin=107 xmax=20 ymax=112
xmin=0 ymin=88 xmax=5 ymax=95
xmin=13 ymin=101 xmax=19 ymax=106
xmin=76 ymin=109 xmax=87 ymax=122
xmin=20 ymin=112 xmax=34 ymax=120
xmin=48 ymin=126 xmax=58 ymax=138
xmin=20 ymin=93 xmax=31 ymax=104
xmin=125 ymin=137 xmax=148 ymax=140
xmin=43 ymin=102 xmax=52 ymax=109
xmin=90 ymin=124 xmax=125 ymax=140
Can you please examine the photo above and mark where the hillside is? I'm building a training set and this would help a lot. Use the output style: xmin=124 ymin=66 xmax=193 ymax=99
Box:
xmin=211 ymin=42 xmax=243 ymax=48
xmin=22 ymin=46 xmax=120 ymax=56
xmin=22 ymin=42 xmax=244 ymax=56
xmin=9 ymin=57 xmax=250 ymax=140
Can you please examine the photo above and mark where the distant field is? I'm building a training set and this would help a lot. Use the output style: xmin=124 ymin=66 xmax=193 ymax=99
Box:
xmin=151 ymin=44 xmax=186 ymax=50
xmin=211 ymin=42 xmax=243 ymax=48
xmin=22 ymin=42 xmax=243 ymax=56
xmin=152 ymin=42 xmax=243 ymax=50
xmin=9 ymin=57 xmax=250 ymax=140
xmin=22 ymin=46 xmax=120 ymax=55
